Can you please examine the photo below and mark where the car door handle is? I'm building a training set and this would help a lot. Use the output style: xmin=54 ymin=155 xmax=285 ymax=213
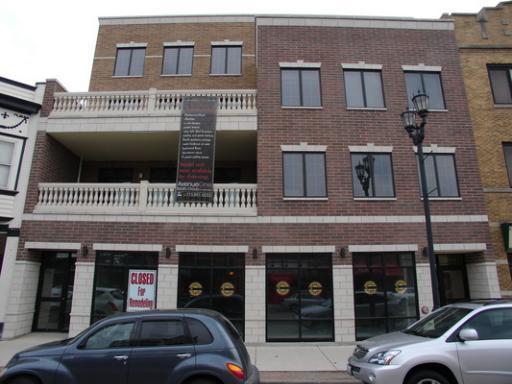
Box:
xmin=177 ymin=353 xmax=192 ymax=359
xmin=113 ymin=355 xmax=129 ymax=361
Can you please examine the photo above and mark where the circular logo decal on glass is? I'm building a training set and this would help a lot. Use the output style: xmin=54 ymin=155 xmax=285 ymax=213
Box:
xmin=308 ymin=281 xmax=323 ymax=296
xmin=395 ymin=280 xmax=407 ymax=294
xmin=220 ymin=282 xmax=235 ymax=297
xmin=276 ymin=281 xmax=290 ymax=296
xmin=189 ymin=282 xmax=203 ymax=297
xmin=364 ymin=280 xmax=377 ymax=295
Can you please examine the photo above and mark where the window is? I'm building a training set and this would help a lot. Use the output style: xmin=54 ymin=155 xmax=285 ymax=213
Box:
xmin=186 ymin=318 xmax=213 ymax=345
xmin=138 ymin=320 xmax=189 ymax=346
xmin=462 ymin=309 xmax=512 ymax=340
xmin=283 ymin=152 xmax=326 ymax=198
xmin=351 ymin=153 xmax=395 ymax=197
xmin=114 ymin=48 xmax=145 ymax=77
xmin=0 ymin=141 xmax=14 ymax=188
xmin=503 ymin=143 xmax=512 ymax=186
xmin=281 ymin=69 xmax=322 ymax=107
xmin=405 ymin=72 xmax=445 ymax=110
xmin=84 ymin=322 xmax=134 ymax=349
xmin=211 ymin=46 xmax=241 ymax=75
xmin=417 ymin=153 xmax=459 ymax=198
xmin=162 ymin=46 xmax=193 ymax=75
xmin=488 ymin=65 xmax=512 ymax=104
xmin=344 ymin=70 xmax=385 ymax=108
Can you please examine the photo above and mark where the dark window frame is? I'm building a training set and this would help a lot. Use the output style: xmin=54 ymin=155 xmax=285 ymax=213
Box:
xmin=404 ymin=71 xmax=446 ymax=110
xmin=351 ymin=152 xmax=396 ymax=198
xmin=161 ymin=46 xmax=194 ymax=75
xmin=417 ymin=153 xmax=460 ymax=198
xmin=282 ymin=151 xmax=327 ymax=198
xmin=487 ymin=64 xmax=512 ymax=105
xmin=280 ymin=68 xmax=323 ymax=107
xmin=502 ymin=143 xmax=512 ymax=187
xmin=113 ymin=47 xmax=146 ymax=77
xmin=343 ymin=69 xmax=386 ymax=108
xmin=210 ymin=45 xmax=242 ymax=75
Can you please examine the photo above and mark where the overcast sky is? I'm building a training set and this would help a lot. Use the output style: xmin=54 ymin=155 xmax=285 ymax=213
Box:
xmin=1 ymin=0 xmax=496 ymax=91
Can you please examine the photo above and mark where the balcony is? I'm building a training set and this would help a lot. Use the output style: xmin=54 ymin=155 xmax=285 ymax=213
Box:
xmin=34 ymin=182 xmax=257 ymax=216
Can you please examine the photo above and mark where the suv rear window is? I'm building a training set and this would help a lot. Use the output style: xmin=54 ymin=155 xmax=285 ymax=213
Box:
xmin=187 ymin=318 xmax=213 ymax=345
xmin=138 ymin=320 xmax=189 ymax=346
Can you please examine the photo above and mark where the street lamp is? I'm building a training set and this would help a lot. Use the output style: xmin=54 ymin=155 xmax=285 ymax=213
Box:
xmin=401 ymin=93 xmax=441 ymax=310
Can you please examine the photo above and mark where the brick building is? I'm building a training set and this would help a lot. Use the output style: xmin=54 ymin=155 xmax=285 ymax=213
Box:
xmin=449 ymin=1 xmax=512 ymax=298
xmin=0 ymin=15 xmax=500 ymax=343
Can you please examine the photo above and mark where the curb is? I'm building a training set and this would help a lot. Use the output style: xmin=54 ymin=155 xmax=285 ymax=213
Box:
xmin=260 ymin=371 xmax=359 ymax=384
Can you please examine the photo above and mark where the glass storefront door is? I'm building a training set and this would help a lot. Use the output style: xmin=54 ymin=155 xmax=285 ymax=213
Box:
xmin=92 ymin=251 xmax=158 ymax=324
xmin=437 ymin=254 xmax=469 ymax=305
xmin=266 ymin=253 xmax=334 ymax=342
xmin=353 ymin=253 xmax=419 ymax=340
xmin=34 ymin=252 xmax=76 ymax=332
xmin=177 ymin=253 xmax=245 ymax=338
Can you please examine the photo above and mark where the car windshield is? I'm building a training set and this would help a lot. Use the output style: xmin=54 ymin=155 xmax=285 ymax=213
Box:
xmin=403 ymin=306 xmax=472 ymax=338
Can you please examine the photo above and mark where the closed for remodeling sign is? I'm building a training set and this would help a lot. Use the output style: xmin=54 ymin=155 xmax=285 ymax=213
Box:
xmin=127 ymin=269 xmax=157 ymax=311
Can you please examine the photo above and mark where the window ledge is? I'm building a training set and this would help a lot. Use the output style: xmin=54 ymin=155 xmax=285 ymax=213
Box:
xmin=428 ymin=109 xmax=448 ymax=112
xmin=112 ymin=75 xmax=144 ymax=78
xmin=283 ymin=197 xmax=328 ymax=201
xmin=353 ymin=197 xmax=397 ymax=201
xmin=0 ymin=189 xmax=19 ymax=196
xmin=421 ymin=197 xmax=462 ymax=201
xmin=160 ymin=74 xmax=192 ymax=77
xmin=281 ymin=106 xmax=323 ymax=110
xmin=346 ymin=107 xmax=387 ymax=111
xmin=494 ymin=104 xmax=512 ymax=108
xmin=209 ymin=73 xmax=242 ymax=77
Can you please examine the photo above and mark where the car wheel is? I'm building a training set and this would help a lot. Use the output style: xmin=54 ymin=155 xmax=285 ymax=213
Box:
xmin=406 ymin=370 xmax=452 ymax=384
xmin=7 ymin=376 xmax=39 ymax=384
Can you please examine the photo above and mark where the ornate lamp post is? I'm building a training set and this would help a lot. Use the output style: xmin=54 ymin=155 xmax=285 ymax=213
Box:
xmin=401 ymin=93 xmax=441 ymax=310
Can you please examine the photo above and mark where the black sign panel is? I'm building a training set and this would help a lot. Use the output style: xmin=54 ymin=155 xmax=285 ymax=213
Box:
xmin=176 ymin=97 xmax=217 ymax=203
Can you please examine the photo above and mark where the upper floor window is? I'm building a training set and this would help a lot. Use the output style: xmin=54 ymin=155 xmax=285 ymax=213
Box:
xmin=114 ymin=47 xmax=146 ymax=77
xmin=417 ymin=153 xmax=459 ymax=197
xmin=283 ymin=152 xmax=326 ymax=198
xmin=488 ymin=65 xmax=512 ymax=105
xmin=211 ymin=45 xmax=242 ymax=75
xmin=351 ymin=153 xmax=395 ymax=197
xmin=405 ymin=71 xmax=445 ymax=110
xmin=503 ymin=143 xmax=512 ymax=186
xmin=0 ymin=140 xmax=14 ymax=189
xmin=344 ymin=70 xmax=385 ymax=108
xmin=281 ymin=68 xmax=322 ymax=107
xmin=162 ymin=46 xmax=193 ymax=75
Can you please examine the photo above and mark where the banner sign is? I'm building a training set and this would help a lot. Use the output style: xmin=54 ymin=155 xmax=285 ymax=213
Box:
xmin=176 ymin=96 xmax=218 ymax=203
xmin=127 ymin=269 xmax=157 ymax=312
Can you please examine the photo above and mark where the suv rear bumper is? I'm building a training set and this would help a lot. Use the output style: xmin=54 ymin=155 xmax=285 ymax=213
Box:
xmin=246 ymin=365 xmax=260 ymax=384
xmin=347 ymin=357 xmax=404 ymax=384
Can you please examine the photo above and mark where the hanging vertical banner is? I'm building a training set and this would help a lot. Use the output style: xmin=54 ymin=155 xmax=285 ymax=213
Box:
xmin=176 ymin=96 xmax=218 ymax=203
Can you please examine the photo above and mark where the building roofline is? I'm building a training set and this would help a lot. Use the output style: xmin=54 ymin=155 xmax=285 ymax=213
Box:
xmin=449 ymin=1 xmax=512 ymax=17
xmin=0 ymin=76 xmax=36 ymax=91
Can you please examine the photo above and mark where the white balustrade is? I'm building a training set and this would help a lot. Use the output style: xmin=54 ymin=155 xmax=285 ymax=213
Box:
xmin=36 ymin=182 xmax=257 ymax=215
xmin=51 ymin=89 xmax=256 ymax=117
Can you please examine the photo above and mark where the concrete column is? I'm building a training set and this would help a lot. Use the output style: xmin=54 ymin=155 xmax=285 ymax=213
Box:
xmin=245 ymin=266 xmax=265 ymax=343
xmin=333 ymin=265 xmax=355 ymax=343
xmin=466 ymin=262 xmax=501 ymax=299
xmin=157 ymin=264 xmax=178 ymax=309
xmin=416 ymin=263 xmax=434 ymax=316
xmin=2 ymin=261 xmax=40 ymax=339
xmin=69 ymin=262 xmax=95 ymax=337
xmin=0 ymin=237 xmax=20 ymax=336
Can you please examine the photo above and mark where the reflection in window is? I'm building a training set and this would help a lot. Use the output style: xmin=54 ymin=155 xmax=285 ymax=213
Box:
xmin=211 ymin=46 xmax=242 ymax=75
xmin=85 ymin=322 xmax=134 ymax=349
xmin=162 ymin=46 xmax=193 ymax=75
xmin=283 ymin=152 xmax=327 ymax=197
xmin=351 ymin=153 xmax=394 ymax=197
xmin=281 ymin=68 xmax=322 ymax=107
xmin=462 ymin=309 xmax=512 ymax=340
xmin=405 ymin=72 xmax=445 ymax=110
xmin=344 ymin=70 xmax=385 ymax=108
xmin=416 ymin=153 xmax=459 ymax=197
xmin=138 ymin=320 xmax=188 ymax=346
xmin=114 ymin=48 xmax=145 ymax=77
xmin=353 ymin=253 xmax=418 ymax=340
xmin=488 ymin=65 xmax=512 ymax=104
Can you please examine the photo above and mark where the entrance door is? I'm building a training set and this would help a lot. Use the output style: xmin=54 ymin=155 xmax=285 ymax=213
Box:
xmin=437 ymin=254 xmax=469 ymax=306
xmin=34 ymin=252 xmax=76 ymax=332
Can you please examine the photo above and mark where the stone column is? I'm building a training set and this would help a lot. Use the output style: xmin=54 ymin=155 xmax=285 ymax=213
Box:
xmin=333 ymin=265 xmax=355 ymax=343
xmin=69 ymin=262 xmax=95 ymax=337
xmin=244 ymin=266 xmax=265 ymax=343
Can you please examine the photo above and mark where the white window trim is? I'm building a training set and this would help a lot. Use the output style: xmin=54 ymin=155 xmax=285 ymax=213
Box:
xmin=348 ymin=244 xmax=418 ymax=253
xmin=262 ymin=245 xmax=335 ymax=253
xmin=116 ymin=42 xmax=148 ymax=48
xmin=25 ymin=242 xmax=81 ymax=250
xmin=163 ymin=41 xmax=195 ymax=47
xmin=341 ymin=62 xmax=382 ymax=70
xmin=413 ymin=144 xmax=456 ymax=154
xmin=402 ymin=63 xmax=442 ymax=72
xmin=0 ymin=136 xmax=22 ymax=191
xmin=281 ymin=142 xmax=327 ymax=152
xmin=433 ymin=243 xmax=487 ymax=253
xmin=211 ymin=40 xmax=243 ymax=46
xmin=176 ymin=245 xmax=248 ymax=253
xmin=279 ymin=60 xmax=321 ymax=68
xmin=349 ymin=143 xmax=393 ymax=153
xmin=93 ymin=243 xmax=163 ymax=252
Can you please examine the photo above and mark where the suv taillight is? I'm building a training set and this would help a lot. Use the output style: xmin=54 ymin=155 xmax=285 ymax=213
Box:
xmin=226 ymin=363 xmax=245 ymax=380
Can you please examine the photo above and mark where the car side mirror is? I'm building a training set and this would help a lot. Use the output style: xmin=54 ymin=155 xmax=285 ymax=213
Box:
xmin=459 ymin=328 xmax=479 ymax=342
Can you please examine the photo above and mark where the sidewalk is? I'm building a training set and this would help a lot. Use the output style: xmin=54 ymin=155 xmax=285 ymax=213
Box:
xmin=0 ymin=334 xmax=358 ymax=383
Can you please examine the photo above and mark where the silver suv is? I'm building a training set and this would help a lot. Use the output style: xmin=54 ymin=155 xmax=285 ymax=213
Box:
xmin=347 ymin=300 xmax=512 ymax=384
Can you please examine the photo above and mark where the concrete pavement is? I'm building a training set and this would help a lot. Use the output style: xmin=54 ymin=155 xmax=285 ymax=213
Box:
xmin=0 ymin=333 xmax=359 ymax=383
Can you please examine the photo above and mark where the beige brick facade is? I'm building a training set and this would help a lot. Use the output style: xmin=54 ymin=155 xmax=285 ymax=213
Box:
xmin=451 ymin=1 xmax=512 ymax=294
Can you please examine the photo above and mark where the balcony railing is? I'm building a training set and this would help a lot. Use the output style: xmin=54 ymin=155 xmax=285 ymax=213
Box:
xmin=35 ymin=182 xmax=257 ymax=216
xmin=49 ymin=89 xmax=257 ymax=117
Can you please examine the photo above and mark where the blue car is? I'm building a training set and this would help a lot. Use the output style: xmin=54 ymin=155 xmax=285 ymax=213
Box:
xmin=0 ymin=309 xmax=260 ymax=384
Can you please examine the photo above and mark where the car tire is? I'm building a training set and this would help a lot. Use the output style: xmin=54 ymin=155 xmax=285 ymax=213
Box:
xmin=406 ymin=369 xmax=452 ymax=384
xmin=7 ymin=376 xmax=39 ymax=384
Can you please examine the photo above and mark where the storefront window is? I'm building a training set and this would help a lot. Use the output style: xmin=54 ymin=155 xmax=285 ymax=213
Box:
xmin=353 ymin=252 xmax=418 ymax=340
xmin=92 ymin=252 xmax=158 ymax=324
xmin=266 ymin=253 xmax=334 ymax=342
xmin=177 ymin=253 xmax=245 ymax=338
